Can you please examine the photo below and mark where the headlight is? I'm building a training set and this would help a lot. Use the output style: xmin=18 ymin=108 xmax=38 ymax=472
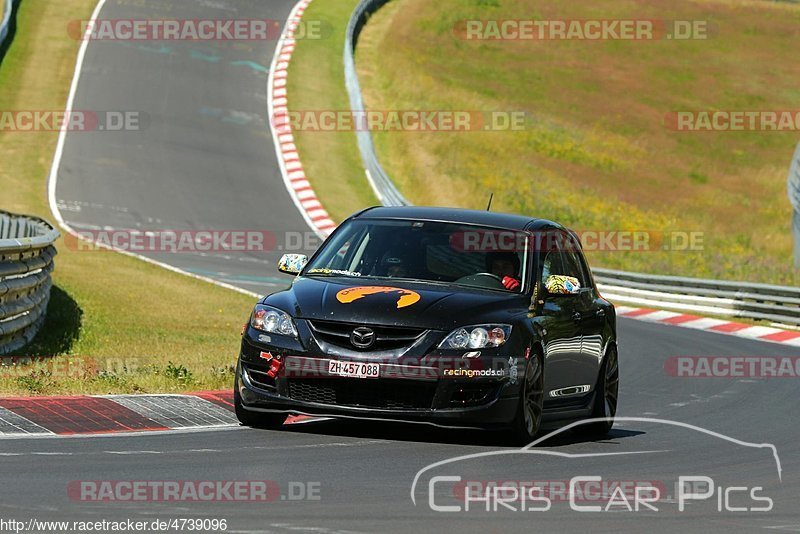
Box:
xmin=439 ymin=324 xmax=512 ymax=349
xmin=250 ymin=304 xmax=298 ymax=338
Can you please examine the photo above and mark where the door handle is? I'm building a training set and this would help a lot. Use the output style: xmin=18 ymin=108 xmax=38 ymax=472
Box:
xmin=572 ymin=312 xmax=582 ymax=322
xmin=596 ymin=309 xmax=606 ymax=317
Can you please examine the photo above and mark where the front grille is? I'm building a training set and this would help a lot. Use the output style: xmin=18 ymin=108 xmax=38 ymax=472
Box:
xmin=243 ymin=363 xmax=276 ymax=390
xmin=308 ymin=320 xmax=426 ymax=352
xmin=288 ymin=378 xmax=436 ymax=410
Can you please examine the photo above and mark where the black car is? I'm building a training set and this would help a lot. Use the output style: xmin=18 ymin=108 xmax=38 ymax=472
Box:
xmin=235 ymin=206 xmax=618 ymax=442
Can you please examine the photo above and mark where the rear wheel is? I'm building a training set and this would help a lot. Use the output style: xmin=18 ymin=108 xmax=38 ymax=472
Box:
xmin=508 ymin=352 xmax=544 ymax=445
xmin=234 ymin=378 xmax=287 ymax=429
xmin=576 ymin=345 xmax=619 ymax=437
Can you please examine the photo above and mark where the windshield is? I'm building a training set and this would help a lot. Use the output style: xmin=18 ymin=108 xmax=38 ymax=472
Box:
xmin=304 ymin=219 xmax=529 ymax=292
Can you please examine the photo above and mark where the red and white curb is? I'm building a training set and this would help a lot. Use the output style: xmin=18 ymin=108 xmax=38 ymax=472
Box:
xmin=0 ymin=390 xmax=320 ymax=437
xmin=616 ymin=306 xmax=800 ymax=347
xmin=268 ymin=0 xmax=336 ymax=239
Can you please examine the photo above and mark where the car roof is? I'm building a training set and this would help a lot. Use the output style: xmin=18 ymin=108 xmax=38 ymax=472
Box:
xmin=353 ymin=206 xmax=563 ymax=232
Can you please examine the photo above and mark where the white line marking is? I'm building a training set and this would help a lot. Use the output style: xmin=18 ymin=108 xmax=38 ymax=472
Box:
xmin=635 ymin=310 xmax=682 ymax=322
xmin=46 ymin=0 xmax=261 ymax=299
xmin=0 ymin=424 xmax=240 ymax=440
xmin=677 ymin=317 xmax=730 ymax=330
xmin=732 ymin=326 xmax=783 ymax=339
xmin=104 ymin=450 xmax=162 ymax=455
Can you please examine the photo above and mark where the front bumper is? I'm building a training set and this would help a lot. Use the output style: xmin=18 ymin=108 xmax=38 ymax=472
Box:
xmin=236 ymin=331 xmax=522 ymax=428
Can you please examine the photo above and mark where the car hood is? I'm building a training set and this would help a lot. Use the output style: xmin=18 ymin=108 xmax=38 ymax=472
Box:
xmin=264 ymin=276 xmax=528 ymax=331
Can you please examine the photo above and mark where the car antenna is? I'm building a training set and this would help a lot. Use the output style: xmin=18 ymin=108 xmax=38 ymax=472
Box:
xmin=486 ymin=193 xmax=494 ymax=211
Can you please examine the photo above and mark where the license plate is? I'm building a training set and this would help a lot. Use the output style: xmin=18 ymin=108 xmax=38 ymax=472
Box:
xmin=328 ymin=360 xmax=380 ymax=379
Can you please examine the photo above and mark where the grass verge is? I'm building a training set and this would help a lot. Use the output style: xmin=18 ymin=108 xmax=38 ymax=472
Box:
xmin=0 ymin=0 xmax=256 ymax=395
xmin=290 ymin=0 xmax=800 ymax=285
xmin=354 ymin=0 xmax=800 ymax=284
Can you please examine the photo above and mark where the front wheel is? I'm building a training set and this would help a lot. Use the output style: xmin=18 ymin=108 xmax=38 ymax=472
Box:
xmin=575 ymin=345 xmax=619 ymax=437
xmin=234 ymin=379 xmax=287 ymax=429
xmin=508 ymin=353 xmax=544 ymax=445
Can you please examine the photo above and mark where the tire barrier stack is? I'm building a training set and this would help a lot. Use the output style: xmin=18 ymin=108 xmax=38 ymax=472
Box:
xmin=0 ymin=211 xmax=59 ymax=354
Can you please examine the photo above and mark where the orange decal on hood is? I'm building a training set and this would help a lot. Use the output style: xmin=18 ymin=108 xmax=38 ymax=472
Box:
xmin=335 ymin=286 xmax=421 ymax=309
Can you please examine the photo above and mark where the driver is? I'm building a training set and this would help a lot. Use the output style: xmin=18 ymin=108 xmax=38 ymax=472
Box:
xmin=380 ymin=253 xmax=408 ymax=278
xmin=486 ymin=252 xmax=521 ymax=291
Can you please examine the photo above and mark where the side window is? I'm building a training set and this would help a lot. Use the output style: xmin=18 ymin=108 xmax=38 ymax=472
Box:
xmin=540 ymin=238 xmax=564 ymax=283
xmin=574 ymin=249 xmax=594 ymax=288
xmin=561 ymin=250 xmax=588 ymax=286
xmin=540 ymin=230 xmax=588 ymax=287
xmin=319 ymin=227 xmax=367 ymax=271
xmin=540 ymin=250 xmax=558 ymax=283
xmin=560 ymin=232 xmax=590 ymax=287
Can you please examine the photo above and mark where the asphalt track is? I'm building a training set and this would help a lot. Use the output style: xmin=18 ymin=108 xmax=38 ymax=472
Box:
xmin=33 ymin=0 xmax=800 ymax=531
xmin=53 ymin=0 xmax=311 ymax=294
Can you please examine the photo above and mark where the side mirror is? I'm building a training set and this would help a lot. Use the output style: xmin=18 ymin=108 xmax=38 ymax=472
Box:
xmin=545 ymin=274 xmax=581 ymax=296
xmin=278 ymin=253 xmax=308 ymax=275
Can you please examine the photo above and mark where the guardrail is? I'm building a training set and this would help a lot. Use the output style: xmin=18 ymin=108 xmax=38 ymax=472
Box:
xmin=342 ymin=1 xmax=800 ymax=328
xmin=788 ymin=142 xmax=800 ymax=268
xmin=0 ymin=211 xmax=59 ymax=354
xmin=344 ymin=0 xmax=408 ymax=207
xmin=0 ymin=0 xmax=13 ymax=50
xmin=594 ymin=268 xmax=800 ymax=326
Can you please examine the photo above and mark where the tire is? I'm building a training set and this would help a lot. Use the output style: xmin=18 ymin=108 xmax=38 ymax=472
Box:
xmin=234 ymin=379 xmax=287 ymax=429
xmin=508 ymin=352 xmax=545 ymax=445
xmin=575 ymin=345 xmax=619 ymax=437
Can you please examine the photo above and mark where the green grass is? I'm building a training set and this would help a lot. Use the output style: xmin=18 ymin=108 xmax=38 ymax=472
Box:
xmin=0 ymin=0 xmax=257 ymax=395
xmin=290 ymin=0 xmax=800 ymax=285
xmin=286 ymin=0 xmax=379 ymax=222
xmin=354 ymin=0 xmax=800 ymax=284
